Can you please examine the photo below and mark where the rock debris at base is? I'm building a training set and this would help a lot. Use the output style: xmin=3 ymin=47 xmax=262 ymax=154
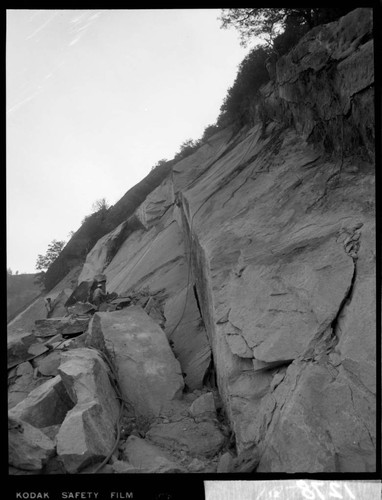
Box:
xmin=8 ymin=9 xmax=375 ymax=473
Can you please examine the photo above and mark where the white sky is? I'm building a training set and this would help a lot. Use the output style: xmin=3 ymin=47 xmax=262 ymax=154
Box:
xmin=6 ymin=9 xmax=251 ymax=274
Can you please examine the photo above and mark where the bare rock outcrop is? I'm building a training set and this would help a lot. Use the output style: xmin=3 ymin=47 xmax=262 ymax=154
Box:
xmin=146 ymin=418 xmax=226 ymax=459
xmin=263 ymin=8 xmax=374 ymax=159
xmin=120 ymin=436 xmax=186 ymax=473
xmin=56 ymin=348 xmax=120 ymax=472
xmin=8 ymin=346 xmax=121 ymax=474
xmin=88 ymin=307 xmax=184 ymax=419
xmin=8 ymin=9 xmax=375 ymax=474
xmin=9 ymin=416 xmax=56 ymax=471
xmin=9 ymin=375 xmax=74 ymax=428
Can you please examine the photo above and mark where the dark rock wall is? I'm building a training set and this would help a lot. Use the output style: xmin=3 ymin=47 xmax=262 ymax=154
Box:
xmin=258 ymin=8 xmax=373 ymax=160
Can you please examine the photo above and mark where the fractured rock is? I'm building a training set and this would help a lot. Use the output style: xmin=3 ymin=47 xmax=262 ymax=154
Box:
xmin=217 ymin=452 xmax=235 ymax=473
xmin=189 ymin=392 xmax=216 ymax=418
xmin=257 ymin=361 xmax=375 ymax=472
xmin=9 ymin=416 xmax=55 ymax=471
xmin=27 ymin=342 xmax=50 ymax=357
xmin=121 ymin=436 xmax=185 ymax=473
xmin=40 ymin=424 xmax=61 ymax=442
xmin=9 ymin=375 xmax=74 ymax=428
xmin=33 ymin=318 xmax=67 ymax=338
xmin=88 ymin=307 xmax=184 ymax=418
xmin=58 ymin=348 xmax=120 ymax=419
xmin=164 ymin=284 xmax=211 ymax=389
xmin=65 ymin=280 xmax=96 ymax=308
xmin=146 ymin=418 xmax=225 ymax=458
xmin=35 ymin=351 xmax=63 ymax=376
xmin=49 ymin=289 xmax=71 ymax=318
xmin=56 ymin=400 xmax=117 ymax=473
xmin=59 ymin=317 xmax=90 ymax=336
xmin=8 ymin=361 xmax=47 ymax=409
xmin=188 ymin=458 xmax=208 ymax=473
xmin=55 ymin=348 xmax=120 ymax=473
xmin=33 ymin=317 xmax=90 ymax=339
xmin=233 ymin=447 xmax=260 ymax=472
xmin=7 ymin=333 xmax=39 ymax=369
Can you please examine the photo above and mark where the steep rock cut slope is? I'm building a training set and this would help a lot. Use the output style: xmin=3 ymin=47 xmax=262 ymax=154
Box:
xmin=9 ymin=9 xmax=375 ymax=473
xmin=80 ymin=9 xmax=374 ymax=472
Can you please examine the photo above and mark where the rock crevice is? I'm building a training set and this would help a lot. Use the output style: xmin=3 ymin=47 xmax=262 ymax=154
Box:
xmin=8 ymin=8 xmax=375 ymax=474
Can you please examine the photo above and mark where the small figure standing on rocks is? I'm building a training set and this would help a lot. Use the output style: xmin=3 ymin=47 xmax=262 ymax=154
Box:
xmin=44 ymin=297 xmax=53 ymax=318
xmin=92 ymin=284 xmax=107 ymax=309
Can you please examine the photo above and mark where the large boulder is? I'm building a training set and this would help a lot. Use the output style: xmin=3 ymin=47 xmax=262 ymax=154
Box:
xmin=88 ymin=307 xmax=184 ymax=418
xmin=49 ymin=289 xmax=71 ymax=318
xmin=189 ymin=392 xmax=216 ymax=418
xmin=57 ymin=348 xmax=119 ymax=415
xmin=33 ymin=318 xmax=67 ymax=338
xmin=55 ymin=348 xmax=120 ymax=473
xmin=95 ymin=207 xmax=212 ymax=390
xmin=64 ymin=280 xmax=96 ymax=308
xmin=164 ymin=284 xmax=211 ymax=389
xmin=7 ymin=333 xmax=40 ymax=369
xmin=33 ymin=317 xmax=90 ymax=338
xmin=8 ymin=375 xmax=74 ymax=428
xmin=8 ymin=361 xmax=47 ymax=408
xmin=35 ymin=351 xmax=63 ymax=377
xmin=56 ymin=401 xmax=117 ymax=473
xmin=9 ymin=416 xmax=56 ymax=471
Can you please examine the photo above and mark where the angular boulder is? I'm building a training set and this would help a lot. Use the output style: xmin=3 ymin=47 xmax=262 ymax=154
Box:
xmin=164 ymin=284 xmax=211 ymax=389
xmin=35 ymin=351 xmax=63 ymax=376
xmin=8 ymin=361 xmax=46 ymax=409
xmin=58 ymin=348 xmax=119 ymax=416
xmin=59 ymin=317 xmax=90 ymax=336
xmin=33 ymin=317 xmax=90 ymax=339
xmin=33 ymin=318 xmax=66 ymax=338
xmin=9 ymin=416 xmax=56 ymax=471
xmin=7 ymin=333 xmax=39 ymax=369
xmin=64 ymin=280 xmax=96 ymax=308
xmin=55 ymin=348 xmax=120 ymax=473
xmin=190 ymin=392 xmax=216 ymax=417
xmin=257 ymin=361 xmax=376 ymax=472
xmin=56 ymin=401 xmax=117 ymax=473
xmin=49 ymin=289 xmax=71 ymax=318
xmin=8 ymin=375 xmax=74 ymax=428
xmin=88 ymin=307 xmax=184 ymax=418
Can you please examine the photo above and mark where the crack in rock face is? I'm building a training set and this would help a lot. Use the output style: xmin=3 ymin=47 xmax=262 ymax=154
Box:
xmin=8 ymin=9 xmax=375 ymax=475
xmin=225 ymin=236 xmax=355 ymax=366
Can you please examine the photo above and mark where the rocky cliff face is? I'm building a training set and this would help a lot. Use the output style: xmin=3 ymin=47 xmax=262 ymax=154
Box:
xmin=8 ymin=9 xmax=375 ymax=474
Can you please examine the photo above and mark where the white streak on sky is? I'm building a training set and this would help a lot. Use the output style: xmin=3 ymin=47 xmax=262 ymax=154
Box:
xmin=25 ymin=11 xmax=59 ymax=40
xmin=7 ymin=9 xmax=249 ymax=273
xmin=6 ymin=89 xmax=43 ymax=114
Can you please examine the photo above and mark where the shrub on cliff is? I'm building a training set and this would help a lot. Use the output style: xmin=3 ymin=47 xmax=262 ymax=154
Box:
xmin=217 ymin=46 xmax=270 ymax=127
xmin=35 ymin=240 xmax=66 ymax=273
xmin=34 ymin=239 xmax=66 ymax=290
xmin=215 ymin=8 xmax=354 ymax=128
xmin=219 ymin=8 xmax=353 ymax=50
xmin=174 ymin=138 xmax=202 ymax=161
xmin=201 ymin=124 xmax=221 ymax=142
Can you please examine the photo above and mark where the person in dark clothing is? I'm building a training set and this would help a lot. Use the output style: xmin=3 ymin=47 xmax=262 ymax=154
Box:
xmin=92 ymin=284 xmax=107 ymax=309
xmin=45 ymin=297 xmax=53 ymax=318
